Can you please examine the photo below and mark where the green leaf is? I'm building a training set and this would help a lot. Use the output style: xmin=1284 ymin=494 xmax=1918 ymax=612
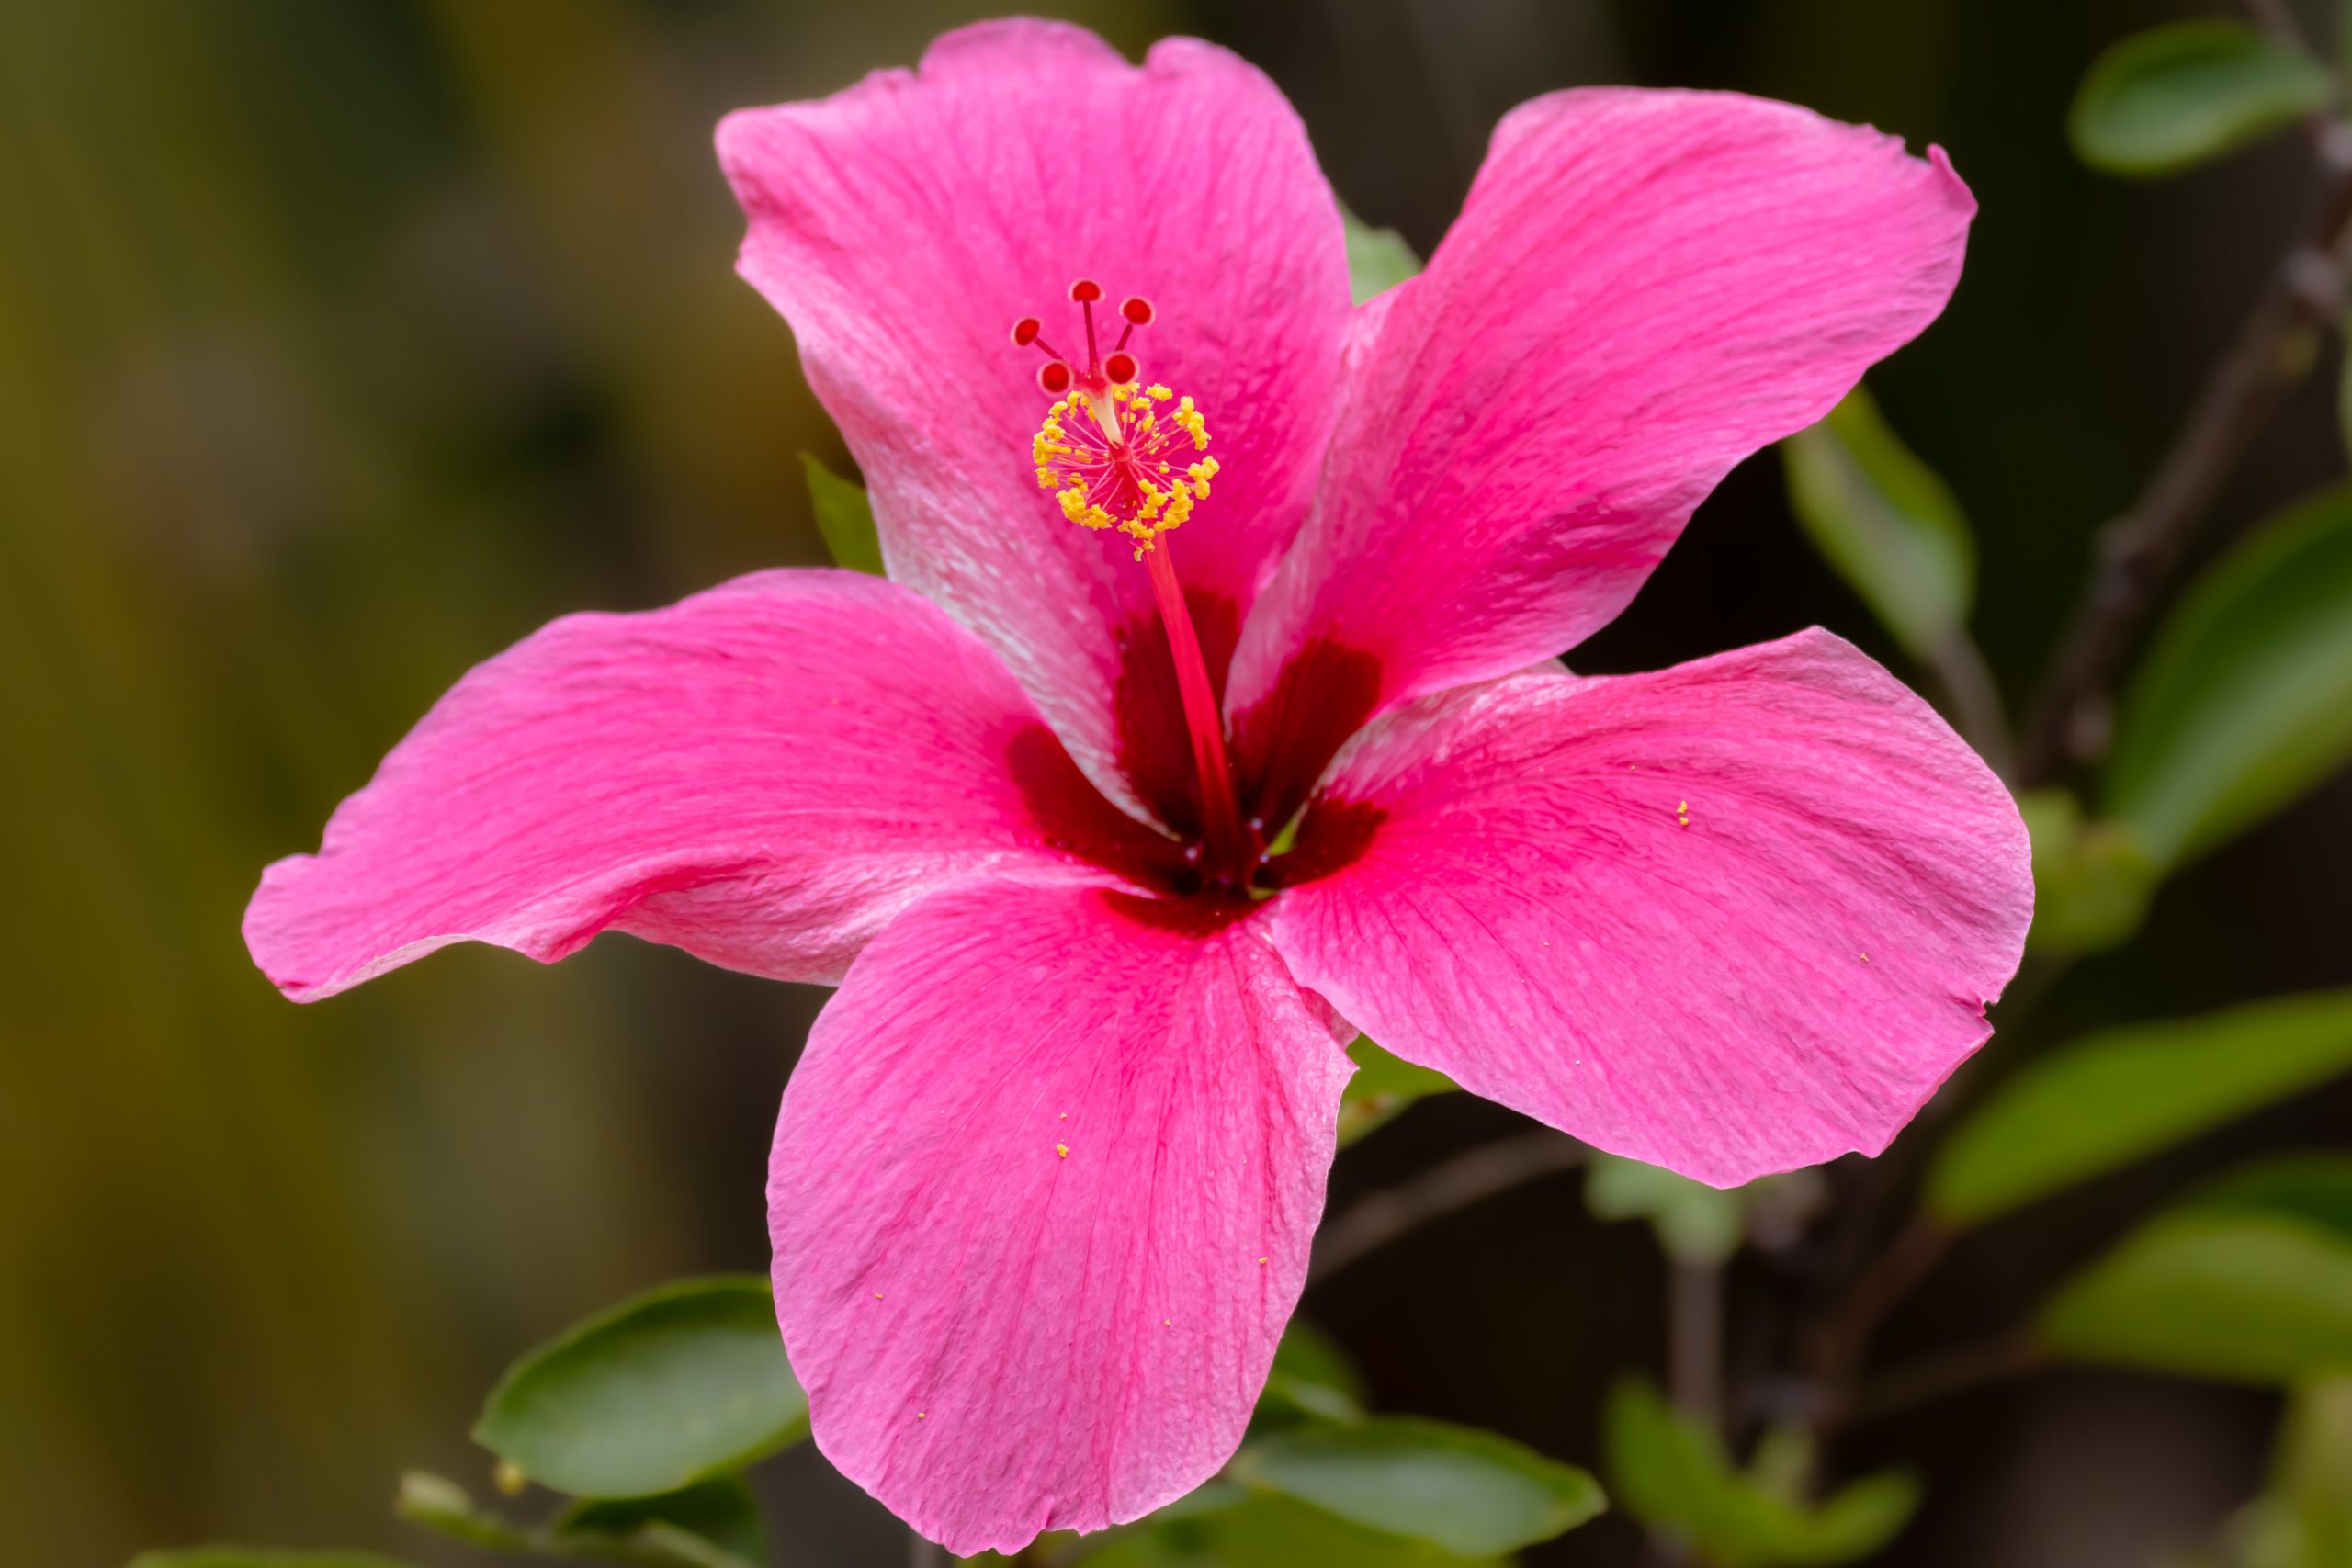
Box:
xmin=1080 ymin=1492 xmax=1506 ymax=1566
xmin=1927 ymin=989 xmax=2352 ymax=1226
xmin=1337 ymin=1035 xmax=1457 ymax=1146
xmin=1602 ymin=1382 xmax=1917 ymax=1567
xmin=2197 ymin=1153 xmax=2352 ymax=1240
xmin=800 ymin=453 xmax=885 ymax=576
xmin=2041 ymin=1209 xmax=2352 ymax=1384
xmin=1257 ymin=1316 xmax=1367 ymax=1424
xmin=2267 ymin=1376 xmax=2352 ymax=1567
xmin=475 ymin=1275 xmax=808 ymax=1499
xmin=2105 ymin=486 xmax=2352 ymax=867
xmin=1585 ymin=1153 xmax=1747 ymax=1265
xmin=561 ymin=1478 xmax=768 ymax=1567
xmin=128 ymin=1554 xmax=416 ymax=1568
xmin=1227 ymin=1416 xmax=1604 ymax=1556
xmin=2069 ymin=20 xmax=2333 ymax=176
xmin=2018 ymin=789 xmax=2157 ymax=955
xmin=1341 ymin=208 xmax=1420 ymax=305
xmin=1781 ymin=386 xmax=1975 ymax=659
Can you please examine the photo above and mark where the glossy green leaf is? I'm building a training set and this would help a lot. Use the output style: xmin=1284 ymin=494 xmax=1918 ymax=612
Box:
xmin=1603 ymin=1382 xmax=1917 ymax=1567
xmin=2105 ymin=486 xmax=2352 ymax=867
xmin=2041 ymin=1210 xmax=2352 ymax=1384
xmin=128 ymin=1554 xmax=415 ymax=1568
xmin=800 ymin=453 xmax=884 ymax=576
xmin=1341 ymin=208 xmax=1420 ymax=305
xmin=1227 ymin=1416 xmax=1604 ymax=1556
xmin=1080 ymin=1492 xmax=1505 ymax=1567
xmin=1257 ymin=1316 xmax=1366 ymax=1424
xmin=2018 ymin=789 xmax=2157 ymax=955
xmin=1782 ymin=386 xmax=1975 ymax=659
xmin=475 ymin=1275 xmax=807 ymax=1499
xmin=1337 ymin=1035 xmax=1458 ymax=1146
xmin=1585 ymin=1153 xmax=1747 ymax=1265
xmin=1928 ymin=989 xmax=2352 ymax=1225
xmin=2069 ymin=20 xmax=2333 ymax=176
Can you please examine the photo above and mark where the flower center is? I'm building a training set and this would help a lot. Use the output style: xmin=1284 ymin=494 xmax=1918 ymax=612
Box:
xmin=1014 ymin=281 xmax=1219 ymax=560
xmin=1013 ymin=280 xmax=1250 ymax=892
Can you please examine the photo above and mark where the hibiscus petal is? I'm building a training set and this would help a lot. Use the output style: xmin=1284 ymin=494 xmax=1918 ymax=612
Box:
xmin=1266 ymin=631 xmax=2030 ymax=1187
xmin=769 ymin=881 xmax=1351 ymax=1556
xmin=244 ymin=570 xmax=1165 ymax=1001
xmin=718 ymin=20 xmax=1350 ymax=823
xmin=1228 ymin=89 xmax=1974 ymax=831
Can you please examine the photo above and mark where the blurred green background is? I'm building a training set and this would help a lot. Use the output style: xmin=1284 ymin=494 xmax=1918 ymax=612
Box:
xmin=4 ymin=2 xmax=2350 ymax=1564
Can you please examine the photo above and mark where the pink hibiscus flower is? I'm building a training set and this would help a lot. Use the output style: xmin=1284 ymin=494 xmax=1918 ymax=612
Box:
xmin=243 ymin=18 xmax=2031 ymax=1555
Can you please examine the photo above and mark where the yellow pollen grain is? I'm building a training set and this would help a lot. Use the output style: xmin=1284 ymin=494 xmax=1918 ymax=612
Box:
xmin=917 ymin=1412 xmax=926 ymax=1420
xmin=1056 ymin=1143 xmax=1069 ymax=1158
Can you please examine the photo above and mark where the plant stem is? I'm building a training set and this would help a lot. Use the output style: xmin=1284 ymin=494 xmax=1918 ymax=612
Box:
xmin=1925 ymin=625 xmax=2014 ymax=782
xmin=2243 ymin=0 xmax=2311 ymax=50
xmin=1833 ymin=1334 xmax=2046 ymax=1430
xmin=1805 ymin=1217 xmax=1953 ymax=1406
xmin=1669 ymin=1258 xmax=1725 ymax=1438
xmin=2019 ymin=133 xmax=2352 ymax=784
xmin=1308 ymin=1132 xmax=1587 ymax=1284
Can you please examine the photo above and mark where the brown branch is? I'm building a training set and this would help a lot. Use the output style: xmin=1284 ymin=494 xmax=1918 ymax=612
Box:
xmin=1309 ymin=1132 xmax=1588 ymax=1283
xmin=2019 ymin=134 xmax=2352 ymax=784
xmin=1669 ymin=1258 xmax=1726 ymax=1437
xmin=2241 ymin=0 xmax=2311 ymax=51
xmin=1830 ymin=1334 xmax=2046 ymax=1430
xmin=1804 ymin=1215 xmax=1953 ymax=1399
xmin=1925 ymin=626 xmax=2015 ymax=782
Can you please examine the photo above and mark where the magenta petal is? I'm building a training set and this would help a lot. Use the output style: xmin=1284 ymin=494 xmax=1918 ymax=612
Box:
xmin=1229 ymin=88 xmax=1974 ymax=739
xmin=769 ymin=882 xmax=1351 ymax=1556
xmin=718 ymin=20 xmax=1350 ymax=815
xmin=244 ymin=570 xmax=1105 ymax=1001
xmin=1267 ymin=631 xmax=2031 ymax=1186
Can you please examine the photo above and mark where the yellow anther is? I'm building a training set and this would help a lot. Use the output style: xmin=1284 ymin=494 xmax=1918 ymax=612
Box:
xmin=1030 ymin=378 xmax=1215 ymax=557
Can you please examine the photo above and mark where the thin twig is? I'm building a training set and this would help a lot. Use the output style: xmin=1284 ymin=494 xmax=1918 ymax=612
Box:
xmin=1831 ymin=1334 xmax=2046 ymax=1430
xmin=2241 ymin=0 xmax=2311 ymax=51
xmin=1925 ymin=626 xmax=2014 ymax=782
xmin=2020 ymin=134 xmax=2352 ymax=784
xmin=1668 ymin=1258 xmax=1725 ymax=1437
xmin=1309 ymin=1132 xmax=1588 ymax=1283
xmin=1805 ymin=1216 xmax=1953 ymax=1396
